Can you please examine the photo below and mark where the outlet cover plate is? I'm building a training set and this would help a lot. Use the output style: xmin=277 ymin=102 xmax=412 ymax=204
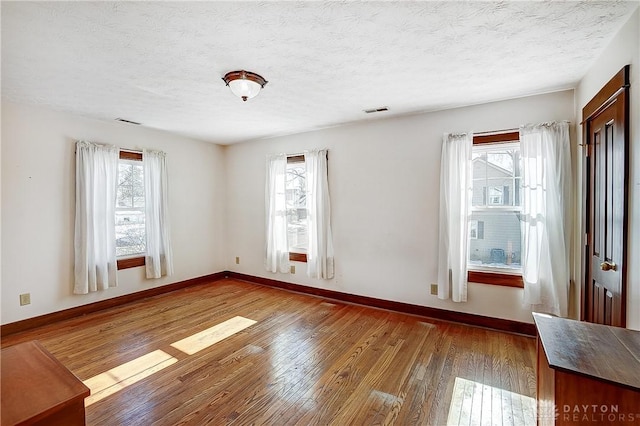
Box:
xmin=19 ymin=293 xmax=31 ymax=306
xmin=430 ymin=284 xmax=438 ymax=295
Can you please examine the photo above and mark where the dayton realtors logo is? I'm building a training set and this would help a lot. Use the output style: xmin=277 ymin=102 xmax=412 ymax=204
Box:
xmin=559 ymin=404 xmax=639 ymax=423
xmin=537 ymin=401 xmax=560 ymax=421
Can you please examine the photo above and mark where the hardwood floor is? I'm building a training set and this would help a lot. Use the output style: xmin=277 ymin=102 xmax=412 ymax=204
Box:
xmin=1 ymin=278 xmax=537 ymax=425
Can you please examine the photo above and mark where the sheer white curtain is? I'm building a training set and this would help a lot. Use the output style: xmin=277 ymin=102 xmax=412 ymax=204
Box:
xmin=74 ymin=141 xmax=119 ymax=294
xmin=437 ymin=132 xmax=473 ymax=302
xmin=305 ymin=149 xmax=334 ymax=279
xmin=520 ymin=122 xmax=571 ymax=316
xmin=144 ymin=149 xmax=173 ymax=279
xmin=265 ymin=154 xmax=290 ymax=273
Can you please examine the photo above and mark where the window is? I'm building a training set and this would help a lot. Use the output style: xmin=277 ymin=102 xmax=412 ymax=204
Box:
xmin=116 ymin=151 xmax=146 ymax=269
xmin=469 ymin=132 xmax=523 ymax=287
xmin=286 ymin=155 xmax=308 ymax=262
xmin=265 ymin=150 xmax=333 ymax=276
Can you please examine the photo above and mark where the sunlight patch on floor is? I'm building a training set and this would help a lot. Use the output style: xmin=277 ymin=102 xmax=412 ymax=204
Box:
xmin=84 ymin=350 xmax=177 ymax=406
xmin=83 ymin=316 xmax=258 ymax=406
xmin=170 ymin=316 xmax=257 ymax=355
xmin=447 ymin=376 xmax=536 ymax=426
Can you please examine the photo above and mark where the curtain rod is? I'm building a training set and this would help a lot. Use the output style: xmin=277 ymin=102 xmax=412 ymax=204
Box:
xmin=74 ymin=141 xmax=142 ymax=153
xmin=474 ymin=121 xmax=572 ymax=137
xmin=284 ymin=149 xmax=329 ymax=157
xmin=474 ymin=128 xmax=519 ymax=136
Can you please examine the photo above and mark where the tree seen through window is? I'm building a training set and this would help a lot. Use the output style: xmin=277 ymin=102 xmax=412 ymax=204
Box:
xmin=115 ymin=160 xmax=146 ymax=257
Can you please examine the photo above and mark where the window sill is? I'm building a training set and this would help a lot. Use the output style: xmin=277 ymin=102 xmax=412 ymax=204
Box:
xmin=289 ymin=252 xmax=307 ymax=263
xmin=117 ymin=256 xmax=145 ymax=270
xmin=467 ymin=270 xmax=523 ymax=288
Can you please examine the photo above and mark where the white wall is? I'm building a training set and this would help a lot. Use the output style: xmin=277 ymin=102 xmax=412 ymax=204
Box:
xmin=0 ymin=103 xmax=3 ymax=326
xmin=225 ymin=90 xmax=575 ymax=324
xmin=1 ymin=101 xmax=227 ymax=324
xmin=576 ymin=8 xmax=640 ymax=330
xmin=12 ymin=38 xmax=632 ymax=329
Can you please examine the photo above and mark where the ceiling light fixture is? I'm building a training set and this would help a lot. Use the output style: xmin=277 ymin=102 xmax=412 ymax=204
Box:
xmin=222 ymin=70 xmax=268 ymax=102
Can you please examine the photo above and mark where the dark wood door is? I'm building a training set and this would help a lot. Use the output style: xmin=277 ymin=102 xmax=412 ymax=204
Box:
xmin=583 ymin=66 xmax=629 ymax=327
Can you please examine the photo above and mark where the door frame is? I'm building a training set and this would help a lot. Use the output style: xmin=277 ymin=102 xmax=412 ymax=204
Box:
xmin=580 ymin=65 xmax=630 ymax=324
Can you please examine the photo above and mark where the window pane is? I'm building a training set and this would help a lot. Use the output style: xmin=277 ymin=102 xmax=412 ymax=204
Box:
xmin=468 ymin=211 xmax=521 ymax=271
xmin=118 ymin=163 xmax=132 ymax=185
xmin=132 ymin=164 xmax=143 ymax=186
xmin=472 ymin=152 xmax=487 ymax=207
xmin=487 ymin=152 xmax=514 ymax=173
xmin=472 ymin=180 xmax=486 ymax=206
xmin=117 ymin=187 xmax=133 ymax=208
xmin=286 ymin=162 xmax=307 ymax=252
xmin=472 ymin=145 xmax=521 ymax=208
xmin=486 ymin=178 xmax=513 ymax=206
xmin=115 ymin=210 xmax=146 ymax=257
xmin=488 ymin=186 xmax=503 ymax=205
xmin=116 ymin=160 xmax=145 ymax=257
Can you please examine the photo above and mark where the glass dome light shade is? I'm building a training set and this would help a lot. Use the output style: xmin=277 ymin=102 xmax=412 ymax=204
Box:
xmin=228 ymin=79 xmax=261 ymax=101
xmin=223 ymin=70 xmax=268 ymax=102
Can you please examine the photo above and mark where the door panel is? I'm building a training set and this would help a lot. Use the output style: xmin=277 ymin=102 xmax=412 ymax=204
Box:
xmin=582 ymin=66 xmax=629 ymax=327
xmin=587 ymin=105 xmax=623 ymax=326
xmin=593 ymin=282 xmax=613 ymax=325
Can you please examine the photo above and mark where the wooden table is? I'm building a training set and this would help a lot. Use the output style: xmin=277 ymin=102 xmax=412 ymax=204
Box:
xmin=534 ymin=313 xmax=640 ymax=425
xmin=1 ymin=340 xmax=90 ymax=426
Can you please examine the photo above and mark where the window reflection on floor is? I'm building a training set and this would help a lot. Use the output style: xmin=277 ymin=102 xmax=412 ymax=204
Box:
xmin=447 ymin=377 xmax=536 ymax=426
xmin=171 ymin=316 xmax=256 ymax=355
xmin=84 ymin=350 xmax=178 ymax=406
xmin=270 ymin=325 xmax=318 ymax=407
xmin=83 ymin=316 xmax=257 ymax=406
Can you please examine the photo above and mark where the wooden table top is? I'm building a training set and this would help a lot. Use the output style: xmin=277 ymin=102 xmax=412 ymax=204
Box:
xmin=1 ymin=340 xmax=90 ymax=425
xmin=533 ymin=313 xmax=640 ymax=392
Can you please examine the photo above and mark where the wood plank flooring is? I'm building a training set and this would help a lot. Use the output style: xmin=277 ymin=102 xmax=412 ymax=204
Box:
xmin=1 ymin=278 xmax=537 ymax=425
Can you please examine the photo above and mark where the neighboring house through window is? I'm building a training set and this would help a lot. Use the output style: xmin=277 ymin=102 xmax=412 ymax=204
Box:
xmin=468 ymin=132 xmax=524 ymax=288
xmin=439 ymin=124 xmax=570 ymax=304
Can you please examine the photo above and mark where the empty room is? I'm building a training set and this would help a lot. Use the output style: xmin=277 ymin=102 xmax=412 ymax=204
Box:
xmin=1 ymin=1 xmax=639 ymax=425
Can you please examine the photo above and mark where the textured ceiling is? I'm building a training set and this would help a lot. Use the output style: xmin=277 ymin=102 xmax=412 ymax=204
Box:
xmin=1 ymin=1 xmax=638 ymax=145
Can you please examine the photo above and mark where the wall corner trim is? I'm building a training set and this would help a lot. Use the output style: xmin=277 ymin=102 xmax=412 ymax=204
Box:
xmin=226 ymin=272 xmax=536 ymax=336
xmin=1 ymin=272 xmax=227 ymax=336
xmin=1 ymin=271 xmax=536 ymax=337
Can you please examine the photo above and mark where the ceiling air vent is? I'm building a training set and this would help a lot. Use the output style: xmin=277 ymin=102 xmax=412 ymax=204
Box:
xmin=363 ymin=107 xmax=389 ymax=114
xmin=115 ymin=118 xmax=141 ymax=125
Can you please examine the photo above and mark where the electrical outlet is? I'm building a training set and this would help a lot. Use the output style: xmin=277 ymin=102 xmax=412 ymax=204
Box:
xmin=290 ymin=265 xmax=296 ymax=274
xmin=235 ymin=256 xmax=240 ymax=265
xmin=19 ymin=293 xmax=31 ymax=306
xmin=430 ymin=284 xmax=438 ymax=295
